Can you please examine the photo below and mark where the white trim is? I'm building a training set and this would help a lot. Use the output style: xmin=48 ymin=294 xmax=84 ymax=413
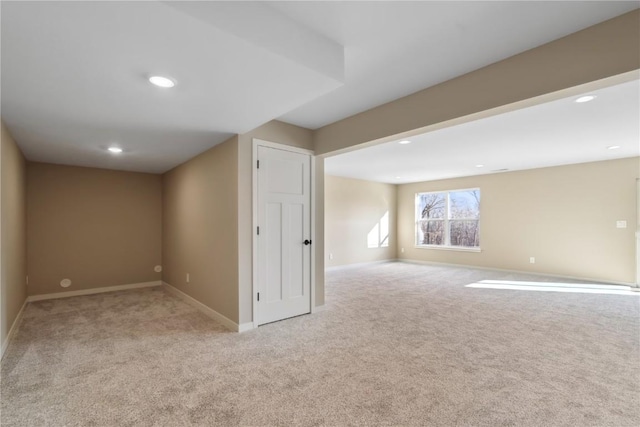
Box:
xmin=311 ymin=304 xmax=327 ymax=313
xmin=252 ymin=138 xmax=316 ymax=328
xmin=1 ymin=298 xmax=27 ymax=360
xmin=310 ymin=155 xmax=317 ymax=315
xmin=252 ymin=138 xmax=314 ymax=156
xmin=636 ymin=178 xmax=639 ymax=287
xmin=252 ymin=140 xmax=259 ymax=329
xmin=27 ymin=281 xmax=162 ymax=302
xmin=636 ymin=229 xmax=640 ymax=288
xmin=162 ymin=281 xmax=240 ymax=332
xmin=238 ymin=322 xmax=255 ymax=332
xmin=399 ymin=259 xmax=636 ymax=287
xmin=325 ymin=259 xmax=399 ymax=272
xmin=414 ymin=245 xmax=481 ymax=253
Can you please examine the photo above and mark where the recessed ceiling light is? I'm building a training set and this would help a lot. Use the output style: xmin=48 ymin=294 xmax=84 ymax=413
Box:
xmin=395 ymin=176 xmax=402 ymax=179
xmin=475 ymin=164 xmax=484 ymax=168
xmin=398 ymin=140 xmax=411 ymax=145
xmin=149 ymin=75 xmax=176 ymax=88
xmin=108 ymin=147 xmax=123 ymax=154
xmin=607 ymin=145 xmax=621 ymax=150
xmin=575 ymin=95 xmax=596 ymax=103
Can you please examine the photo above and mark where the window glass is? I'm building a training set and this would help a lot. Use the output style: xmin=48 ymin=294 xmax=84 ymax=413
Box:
xmin=415 ymin=189 xmax=480 ymax=248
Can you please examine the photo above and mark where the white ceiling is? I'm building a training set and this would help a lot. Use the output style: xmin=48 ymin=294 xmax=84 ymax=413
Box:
xmin=1 ymin=1 xmax=638 ymax=173
xmin=1 ymin=1 xmax=343 ymax=173
xmin=325 ymin=79 xmax=640 ymax=184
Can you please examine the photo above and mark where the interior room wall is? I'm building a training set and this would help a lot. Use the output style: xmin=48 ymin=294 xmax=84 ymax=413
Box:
xmin=1 ymin=121 xmax=27 ymax=354
xmin=325 ymin=175 xmax=397 ymax=268
xmin=26 ymin=163 xmax=162 ymax=296
xmin=236 ymin=120 xmax=315 ymax=325
xmin=313 ymin=10 xmax=639 ymax=156
xmin=397 ymin=157 xmax=639 ymax=284
xmin=1 ymin=10 xmax=636 ymax=341
xmin=162 ymin=135 xmax=240 ymax=324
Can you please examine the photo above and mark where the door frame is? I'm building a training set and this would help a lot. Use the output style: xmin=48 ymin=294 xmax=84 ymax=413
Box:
xmin=636 ymin=178 xmax=639 ymax=287
xmin=252 ymin=138 xmax=316 ymax=328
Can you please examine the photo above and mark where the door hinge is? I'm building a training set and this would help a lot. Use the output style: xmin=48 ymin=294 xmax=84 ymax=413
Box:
xmin=257 ymin=292 xmax=260 ymax=301
xmin=257 ymin=226 xmax=260 ymax=235
xmin=257 ymin=160 xmax=260 ymax=169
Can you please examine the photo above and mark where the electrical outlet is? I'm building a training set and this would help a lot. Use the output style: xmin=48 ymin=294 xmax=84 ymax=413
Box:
xmin=616 ymin=220 xmax=627 ymax=229
xmin=401 ymin=247 xmax=405 ymax=253
xmin=529 ymin=257 xmax=535 ymax=264
xmin=186 ymin=273 xmax=190 ymax=283
xmin=329 ymin=253 xmax=333 ymax=260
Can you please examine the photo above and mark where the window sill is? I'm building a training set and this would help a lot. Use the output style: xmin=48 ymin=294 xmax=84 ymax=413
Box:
xmin=414 ymin=245 xmax=481 ymax=253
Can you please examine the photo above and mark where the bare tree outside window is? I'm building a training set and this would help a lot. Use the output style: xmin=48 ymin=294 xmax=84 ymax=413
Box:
xmin=416 ymin=189 xmax=480 ymax=248
xmin=417 ymin=193 xmax=445 ymax=245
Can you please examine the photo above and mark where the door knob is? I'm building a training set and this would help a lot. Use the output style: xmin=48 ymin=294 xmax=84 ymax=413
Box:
xmin=304 ymin=239 xmax=312 ymax=245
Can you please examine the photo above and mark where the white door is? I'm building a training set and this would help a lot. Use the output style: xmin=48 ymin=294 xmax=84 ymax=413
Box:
xmin=257 ymin=146 xmax=311 ymax=325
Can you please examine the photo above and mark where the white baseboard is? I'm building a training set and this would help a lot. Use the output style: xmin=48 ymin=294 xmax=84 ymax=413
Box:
xmin=311 ymin=304 xmax=327 ymax=313
xmin=238 ymin=322 xmax=255 ymax=332
xmin=1 ymin=298 xmax=28 ymax=360
xmin=325 ymin=259 xmax=398 ymax=272
xmin=27 ymin=281 xmax=162 ymax=302
xmin=162 ymin=281 xmax=240 ymax=332
xmin=398 ymin=259 xmax=636 ymax=287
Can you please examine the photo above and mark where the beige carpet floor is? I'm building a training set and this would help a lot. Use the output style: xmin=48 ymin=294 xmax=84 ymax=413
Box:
xmin=1 ymin=262 xmax=639 ymax=426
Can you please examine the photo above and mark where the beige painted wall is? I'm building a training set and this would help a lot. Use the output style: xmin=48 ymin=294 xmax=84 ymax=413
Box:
xmin=161 ymin=120 xmax=315 ymax=326
xmin=2 ymin=10 xmax=636 ymax=336
xmin=237 ymin=120 xmax=315 ymax=324
xmin=314 ymin=10 xmax=640 ymax=155
xmin=163 ymin=136 xmax=240 ymax=323
xmin=1 ymin=121 xmax=27 ymax=350
xmin=397 ymin=158 xmax=639 ymax=284
xmin=325 ymin=175 xmax=397 ymax=267
xmin=27 ymin=163 xmax=162 ymax=295
xmin=194 ymin=13 xmax=638 ymax=323
xmin=162 ymin=121 xmax=315 ymax=326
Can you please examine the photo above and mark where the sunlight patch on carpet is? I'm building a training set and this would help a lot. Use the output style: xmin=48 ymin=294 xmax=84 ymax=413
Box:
xmin=466 ymin=280 xmax=640 ymax=295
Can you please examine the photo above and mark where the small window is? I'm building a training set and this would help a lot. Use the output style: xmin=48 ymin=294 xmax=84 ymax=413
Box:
xmin=415 ymin=189 xmax=480 ymax=249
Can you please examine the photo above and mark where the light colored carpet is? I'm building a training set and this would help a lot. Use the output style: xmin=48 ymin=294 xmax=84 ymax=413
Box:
xmin=1 ymin=262 xmax=638 ymax=426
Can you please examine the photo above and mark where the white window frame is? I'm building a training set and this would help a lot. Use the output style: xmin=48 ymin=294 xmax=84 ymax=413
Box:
xmin=415 ymin=188 xmax=481 ymax=252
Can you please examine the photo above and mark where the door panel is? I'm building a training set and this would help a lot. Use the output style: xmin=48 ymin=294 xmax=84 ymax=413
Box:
xmin=289 ymin=203 xmax=304 ymax=298
xmin=268 ymin=159 xmax=304 ymax=195
xmin=265 ymin=202 xmax=282 ymax=302
xmin=257 ymin=146 xmax=311 ymax=325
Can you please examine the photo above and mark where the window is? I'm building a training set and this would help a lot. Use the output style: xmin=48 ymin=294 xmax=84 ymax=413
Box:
xmin=415 ymin=189 xmax=480 ymax=249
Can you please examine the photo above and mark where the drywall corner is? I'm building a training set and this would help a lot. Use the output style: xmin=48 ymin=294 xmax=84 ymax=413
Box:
xmin=0 ymin=120 xmax=28 ymax=354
